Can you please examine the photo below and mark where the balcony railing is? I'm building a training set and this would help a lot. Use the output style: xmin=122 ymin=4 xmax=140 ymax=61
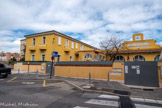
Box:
xmin=64 ymin=46 xmax=70 ymax=52
xmin=39 ymin=44 xmax=47 ymax=50
xmin=29 ymin=46 xmax=36 ymax=51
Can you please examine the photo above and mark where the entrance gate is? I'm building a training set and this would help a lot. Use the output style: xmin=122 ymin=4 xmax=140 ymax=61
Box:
xmin=124 ymin=61 xmax=159 ymax=87
xmin=46 ymin=62 xmax=52 ymax=74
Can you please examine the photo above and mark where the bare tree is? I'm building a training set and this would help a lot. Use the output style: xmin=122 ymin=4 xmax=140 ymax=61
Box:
xmin=99 ymin=36 xmax=123 ymax=61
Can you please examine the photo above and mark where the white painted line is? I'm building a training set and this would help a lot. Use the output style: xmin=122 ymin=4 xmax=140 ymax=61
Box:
xmin=144 ymin=99 xmax=157 ymax=104
xmin=85 ymin=99 xmax=118 ymax=107
xmin=22 ymin=82 xmax=35 ymax=85
xmin=156 ymin=100 xmax=162 ymax=104
xmin=73 ymin=106 xmax=89 ymax=108
xmin=131 ymin=97 xmax=145 ymax=102
xmin=7 ymin=77 xmax=17 ymax=82
xmin=98 ymin=94 xmax=119 ymax=100
xmin=135 ymin=104 xmax=162 ymax=108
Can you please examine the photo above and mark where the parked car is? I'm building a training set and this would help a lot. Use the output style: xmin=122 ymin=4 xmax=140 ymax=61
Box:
xmin=0 ymin=63 xmax=11 ymax=78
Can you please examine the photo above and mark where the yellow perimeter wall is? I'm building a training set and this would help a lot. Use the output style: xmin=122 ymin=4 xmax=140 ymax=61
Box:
xmin=14 ymin=63 xmax=46 ymax=73
xmin=55 ymin=62 xmax=125 ymax=83
xmin=14 ymin=62 xmax=162 ymax=86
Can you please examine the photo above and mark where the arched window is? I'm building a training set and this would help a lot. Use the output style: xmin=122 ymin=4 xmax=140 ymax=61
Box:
xmin=133 ymin=55 xmax=145 ymax=61
xmin=84 ymin=53 xmax=92 ymax=59
xmin=115 ymin=56 xmax=125 ymax=61
xmin=154 ymin=55 xmax=160 ymax=61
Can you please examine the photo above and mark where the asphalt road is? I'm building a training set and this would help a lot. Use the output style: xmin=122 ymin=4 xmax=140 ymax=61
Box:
xmin=0 ymin=74 xmax=162 ymax=108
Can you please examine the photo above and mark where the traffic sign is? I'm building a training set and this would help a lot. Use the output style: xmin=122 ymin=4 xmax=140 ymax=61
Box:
xmin=51 ymin=56 xmax=54 ymax=60
xmin=51 ymin=51 xmax=58 ymax=57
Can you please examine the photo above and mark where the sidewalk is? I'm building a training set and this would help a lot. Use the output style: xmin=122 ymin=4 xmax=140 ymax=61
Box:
xmin=52 ymin=76 xmax=162 ymax=100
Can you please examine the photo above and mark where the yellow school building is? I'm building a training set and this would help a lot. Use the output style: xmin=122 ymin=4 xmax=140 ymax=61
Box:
xmin=22 ymin=31 xmax=162 ymax=62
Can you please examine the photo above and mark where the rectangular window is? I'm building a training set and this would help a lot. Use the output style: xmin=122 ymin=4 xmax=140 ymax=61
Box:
xmin=76 ymin=43 xmax=78 ymax=48
xmin=70 ymin=56 xmax=72 ymax=61
xmin=42 ymin=54 xmax=45 ymax=61
xmin=135 ymin=36 xmax=141 ymax=41
xmin=72 ymin=42 xmax=74 ymax=48
xmin=58 ymin=55 xmax=61 ymax=62
xmin=65 ymin=40 xmax=69 ymax=46
xmin=80 ymin=44 xmax=83 ymax=50
xmin=43 ymin=37 xmax=46 ymax=44
xmin=58 ymin=37 xmax=61 ymax=45
xmin=31 ymin=55 xmax=35 ymax=61
xmin=32 ymin=38 xmax=35 ymax=45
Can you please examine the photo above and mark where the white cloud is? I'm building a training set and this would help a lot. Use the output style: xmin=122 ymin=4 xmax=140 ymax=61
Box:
xmin=0 ymin=0 xmax=162 ymax=52
xmin=159 ymin=41 xmax=162 ymax=46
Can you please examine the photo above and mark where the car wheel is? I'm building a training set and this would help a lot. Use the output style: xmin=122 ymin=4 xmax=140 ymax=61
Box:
xmin=3 ymin=74 xmax=8 ymax=78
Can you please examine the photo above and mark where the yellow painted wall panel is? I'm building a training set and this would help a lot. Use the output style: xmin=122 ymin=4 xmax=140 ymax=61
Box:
xmin=13 ymin=64 xmax=17 ymax=71
xmin=55 ymin=62 xmax=125 ymax=81
xmin=55 ymin=66 xmax=112 ymax=80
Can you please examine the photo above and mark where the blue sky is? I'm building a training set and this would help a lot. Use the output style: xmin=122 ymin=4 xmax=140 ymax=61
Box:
xmin=0 ymin=0 xmax=162 ymax=53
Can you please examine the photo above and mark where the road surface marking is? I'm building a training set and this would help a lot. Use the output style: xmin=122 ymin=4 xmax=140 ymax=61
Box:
xmin=22 ymin=82 xmax=35 ymax=84
xmin=130 ymin=97 xmax=145 ymax=102
xmin=7 ymin=77 xmax=17 ymax=82
xmin=11 ymin=80 xmax=43 ymax=82
xmin=156 ymin=100 xmax=162 ymax=104
xmin=98 ymin=94 xmax=119 ymax=100
xmin=73 ymin=106 xmax=89 ymax=108
xmin=144 ymin=99 xmax=157 ymax=104
xmin=45 ymin=82 xmax=64 ymax=87
xmin=135 ymin=104 xmax=162 ymax=108
xmin=131 ymin=97 xmax=162 ymax=104
xmin=85 ymin=99 xmax=118 ymax=107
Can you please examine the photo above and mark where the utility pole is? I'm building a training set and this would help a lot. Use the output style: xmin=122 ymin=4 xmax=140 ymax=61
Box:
xmin=50 ymin=56 xmax=54 ymax=79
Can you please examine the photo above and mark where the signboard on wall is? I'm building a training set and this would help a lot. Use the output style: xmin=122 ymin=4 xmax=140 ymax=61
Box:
xmin=41 ymin=66 xmax=44 ymax=70
xmin=137 ymin=69 xmax=140 ymax=74
xmin=125 ymin=66 xmax=128 ymax=73
xmin=132 ymin=65 xmax=140 ymax=69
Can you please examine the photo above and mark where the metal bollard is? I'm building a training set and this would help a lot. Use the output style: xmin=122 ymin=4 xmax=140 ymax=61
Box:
xmin=36 ymin=69 xmax=38 ymax=79
xmin=18 ymin=69 xmax=20 ymax=74
xmin=89 ymin=72 xmax=91 ymax=86
xmin=107 ymin=72 xmax=110 ymax=84
xmin=28 ymin=64 xmax=29 ymax=75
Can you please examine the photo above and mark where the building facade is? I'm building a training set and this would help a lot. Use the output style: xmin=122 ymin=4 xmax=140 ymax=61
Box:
xmin=20 ymin=39 xmax=26 ymax=58
xmin=25 ymin=30 xmax=106 ymax=62
xmin=0 ymin=52 xmax=20 ymax=62
xmin=24 ymin=31 xmax=162 ymax=62
xmin=114 ymin=33 xmax=162 ymax=61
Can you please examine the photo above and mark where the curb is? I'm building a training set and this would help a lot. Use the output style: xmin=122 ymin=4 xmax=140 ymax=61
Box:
xmin=63 ymin=80 xmax=84 ymax=92
xmin=62 ymin=80 xmax=162 ymax=100
xmin=62 ymin=80 xmax=130 ymax=97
